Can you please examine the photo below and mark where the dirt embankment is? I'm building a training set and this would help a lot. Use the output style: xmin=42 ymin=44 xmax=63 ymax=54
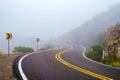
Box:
xmin=0 ymin=55 xmax=19 ymax=80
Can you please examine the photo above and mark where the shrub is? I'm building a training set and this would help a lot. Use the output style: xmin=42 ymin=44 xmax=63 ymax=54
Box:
xmin=91 ymin=45 xmax=103 ymax=55
xmin=101 ymin=54 xmax=120 ymax=68
xmin=101 ymin=54 xmax=116 ymax=64
xmin=13 ymin=46 xmax=34 ymax=54
xmin=86 ymin=45 xmax=103 ymax=61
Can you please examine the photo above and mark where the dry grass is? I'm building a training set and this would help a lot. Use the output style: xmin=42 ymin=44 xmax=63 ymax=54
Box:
xmin=0 ymin=54 xmax=19 ymax=80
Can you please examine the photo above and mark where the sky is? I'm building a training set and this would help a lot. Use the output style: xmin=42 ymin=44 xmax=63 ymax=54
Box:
xmin=0 ymin=0 xmax=120 ymax=41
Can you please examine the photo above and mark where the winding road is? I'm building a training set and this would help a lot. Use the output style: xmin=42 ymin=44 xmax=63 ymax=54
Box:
xmin=15 ymin=45 xmax=120 ymax=80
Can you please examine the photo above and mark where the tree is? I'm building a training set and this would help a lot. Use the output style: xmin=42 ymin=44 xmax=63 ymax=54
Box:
xmin=13 ymin=46 xmax=34 ymax=53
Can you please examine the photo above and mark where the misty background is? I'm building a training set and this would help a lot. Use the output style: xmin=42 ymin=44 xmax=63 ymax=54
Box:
xmin=0 ymin=0 xmax=120 ymax=52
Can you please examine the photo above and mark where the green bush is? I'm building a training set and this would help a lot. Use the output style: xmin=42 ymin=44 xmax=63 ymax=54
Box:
xmin=13 ymin=46 xmax=34 ymax=54
xmin=101 ymin=54 xmax=115 ymax=64
xmin=101 ymin=54 xmax=120 ymax=68
xmin=86 ymin=45 xmax=103 ymax=61
xmin=91 ymin=45 xmax=103 ymax=55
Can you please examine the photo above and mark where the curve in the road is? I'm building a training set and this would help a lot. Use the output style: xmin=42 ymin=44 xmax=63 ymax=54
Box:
xmin=55 ymin=46 xmax=113 ymax=80
xmin=18 ymin=48 xmax=58 ymax=80
xmin=18 ymin=52 xmax=33 ymax=80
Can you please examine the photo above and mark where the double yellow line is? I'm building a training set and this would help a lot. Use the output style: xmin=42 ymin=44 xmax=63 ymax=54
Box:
xmin=55 ymin=46 xmax=113 ymax=80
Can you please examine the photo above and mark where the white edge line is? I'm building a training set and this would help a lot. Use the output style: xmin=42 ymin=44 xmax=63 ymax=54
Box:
xmin=82 ymin=47 xmax=120 ymax=70
xmin=18 ymin=53 xmax=32 ymax=80
xmin=18 ymin=47 xmax=59 ymax=80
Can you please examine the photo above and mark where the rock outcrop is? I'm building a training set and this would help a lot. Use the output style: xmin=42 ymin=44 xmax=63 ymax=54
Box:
xmin=103 ymin=24 xmax=120 ymax=58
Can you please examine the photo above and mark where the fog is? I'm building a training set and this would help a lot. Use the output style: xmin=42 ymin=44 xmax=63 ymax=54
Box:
xmin=0 ymin=0 xmax=120 ymax=52
xmin=1 ymin=0 xmax=120 ymax=40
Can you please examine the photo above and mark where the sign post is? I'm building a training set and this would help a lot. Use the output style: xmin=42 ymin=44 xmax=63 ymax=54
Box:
xmin=36 ymin=38 xmax=40 ymax=51
xmin=6 ymin=33 xmax=12 ymax=56
xmin=103 ymin=50 xmax=105 ymax=60
xmin=8 ymin=39 xmax=10 ymax=56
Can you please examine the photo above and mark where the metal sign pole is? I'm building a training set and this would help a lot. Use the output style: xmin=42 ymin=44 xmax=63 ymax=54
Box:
xmin=8 ymin=39 xmax=10 ymax=56
xmin=102 ymin=50 xmax=104 ymax=59
xmin=36 ymin=38 xmax=40 ymax=51
xmin=37 ymin=42 xmax=38 ymax=51
xmin=6 ymin=33 xmax=12 ymax=56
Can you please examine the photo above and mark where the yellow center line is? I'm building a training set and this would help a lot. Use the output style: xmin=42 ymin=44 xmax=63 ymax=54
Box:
xmin=55 ymin=46 xmax=113 ymax=80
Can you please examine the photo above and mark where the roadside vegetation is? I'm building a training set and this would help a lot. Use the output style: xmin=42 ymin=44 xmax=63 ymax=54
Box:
xmin=85 ymin=45 xmax=103 ymax=61
xmin=13 ymin=46 xmax=34 ymax=54
xmin=85 ymin=45 xmax=120 ymax=68
xmin=0 ymin=46 xmax=34 ymax=80
xmin=0 ymin=51 xmax=17 ymax=80
xmin=101 ymin=54 xmax=120 ymax=68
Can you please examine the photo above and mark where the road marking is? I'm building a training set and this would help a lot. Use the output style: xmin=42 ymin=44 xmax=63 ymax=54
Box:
xmin=55 ymin=46 xmax=113 ymax=80
xmin=18 ymin=52 xmax=33 ymax=80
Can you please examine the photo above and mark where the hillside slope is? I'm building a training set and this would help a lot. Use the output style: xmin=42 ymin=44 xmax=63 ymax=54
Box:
xmin=103 ymin=24 xmax=120 ymax=58
xmin=60 ymin=4 xmax=120 ymax=46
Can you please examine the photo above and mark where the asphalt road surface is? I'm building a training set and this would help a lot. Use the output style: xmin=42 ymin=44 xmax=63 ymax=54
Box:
xmin=15 ymin=45 xmax=120 ymax=80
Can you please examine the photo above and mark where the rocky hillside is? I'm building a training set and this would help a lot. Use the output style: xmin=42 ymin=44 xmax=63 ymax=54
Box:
xmin=103 ymin=24 xmax=120 ymax=58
